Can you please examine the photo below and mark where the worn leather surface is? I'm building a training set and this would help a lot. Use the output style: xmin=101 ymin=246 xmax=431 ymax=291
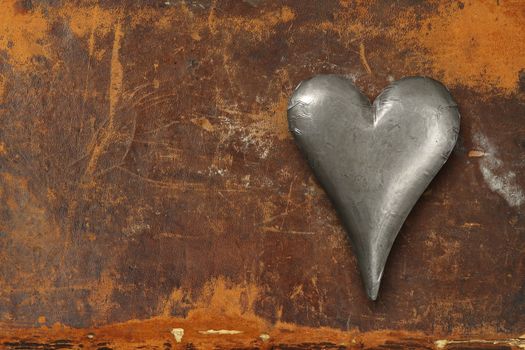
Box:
xmin=0 ymin=0 xmax=524 ymax=347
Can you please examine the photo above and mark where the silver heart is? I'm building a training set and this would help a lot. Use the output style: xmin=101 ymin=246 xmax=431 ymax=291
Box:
xmin=287 ymin=75 xmax=460 ymax=300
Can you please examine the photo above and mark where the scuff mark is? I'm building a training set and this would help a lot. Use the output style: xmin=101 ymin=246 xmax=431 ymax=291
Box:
xmin=207 ymin=165 xmax=227 ymax=177
xmin=122 ymin=222 xmax=151 ymax=237
xmin=474 ymin=133 xmax=524 ymax=208
xmin=191 ymin=117 xmax=214 ymax=132
xmin=460 ymin=222 xmax=481 ymax=228
xmin=359 ymin=42 xmax=373 ymax=75
xmin=199 ymin=329 xmax=243 ymax=335
xmin=87 ymin=7 xmax=101 ymax=58
xmin=83 ymin=20 xmax=124 ymax=180
xmin=468 ymin=149 xmax=486 ymax=158
xmin=0 ymin=74 xmax=5 ymax=104
xmin=435 ymin=337 xmax=525 ymax=349
xmin=108 ymin=21 xmax=124 ymax=134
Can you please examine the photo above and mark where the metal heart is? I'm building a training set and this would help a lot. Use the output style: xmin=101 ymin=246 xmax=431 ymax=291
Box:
xmin=287 ymin=75 xmax=460 ymax=300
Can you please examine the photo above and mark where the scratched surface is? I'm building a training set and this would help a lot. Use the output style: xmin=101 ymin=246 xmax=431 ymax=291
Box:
xmin=0 ymin=0 xmax=524 ymax=349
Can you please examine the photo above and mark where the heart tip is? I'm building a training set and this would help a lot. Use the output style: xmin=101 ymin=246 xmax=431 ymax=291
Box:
xmin=366 ymin=282 xmax=380 ymax=301
xmin=363 ymin=267 xmax=383 ymax=300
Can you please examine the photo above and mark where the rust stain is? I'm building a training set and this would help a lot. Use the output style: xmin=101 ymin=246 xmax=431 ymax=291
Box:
xmin=64 ymin=5 xmax=116 ymax=42
xmin=209 ymin=5 xmax=295 ymax=41
xmin=0 ymin=74 xmax=5 ymax=103
xmin=317 ymin=0 xmax=397 ymax=58
xmin=246 ymin=92 xmax=291 ymax=143
xmin=83 ymin=20 xmax=124 ymax=180
xmin=191 ymin=31 xmax=202 ymax=41
xmin=108 ymin=21 xmax=124 ymax=129
xmin=59 ymin=5 xmax=122 ymax=63
xmin=468 ymin=150 xmax=486 ymax=158
xmin=177 ymin=277 xmax=268 ymax=341
xmin=319 ymin=0 xmax=525 ymax=93
xmin=0 ymin=0 xmax=50 ymax=69
xmin=1 ymin=317 xmax=521 ymax=349
xmin=191 ymin=117 xmax=215 ymax=132
xmin=359 ymin=42 xmax=373 ymax=76
xmin=414 ymin=0 xmax=525 ymax=93
xmin=87 ymin=10 xmax=98 ymax=58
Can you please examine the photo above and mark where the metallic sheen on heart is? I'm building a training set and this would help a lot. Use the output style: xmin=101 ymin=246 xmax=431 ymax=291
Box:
xmin=287 ymin=75 xmax=460 ymax=300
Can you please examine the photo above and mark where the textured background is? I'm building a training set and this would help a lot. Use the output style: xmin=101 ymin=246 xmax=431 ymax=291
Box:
xmin=0 ymin=0 xmax=524 ymax=348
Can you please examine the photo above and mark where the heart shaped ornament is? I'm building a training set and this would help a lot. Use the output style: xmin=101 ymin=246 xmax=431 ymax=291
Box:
xmin=288 ymin=75 xmax=460 ymax=300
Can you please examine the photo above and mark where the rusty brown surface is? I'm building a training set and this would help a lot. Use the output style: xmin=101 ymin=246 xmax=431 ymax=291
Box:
xmin=0 ymin=0 xmax=524 ymax=348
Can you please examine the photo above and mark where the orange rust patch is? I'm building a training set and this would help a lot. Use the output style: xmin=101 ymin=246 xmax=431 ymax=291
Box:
xmin=246 ymin=92 xmax=291 ymax=143
xmin=234 ymin=5 xmax=296 ymax=40
xmin=0 ymin=0 xmax=50 ymax=69
xmin=0 ymin=74 xmax=5 ymax=101
xmin=468 ymin=150 xmax=486 ymax=158
xmin=320 ymin=1 xmax=525 ymax=93
xmin=0 ymin=317 xmax=406 ymax=349
xmin=191 ymin=31 xmax=202 ymax=41
xmin=61 ymin=5 xmax=116 ymax=59
xmin=63 ymin=5 xmax=115 ymax=40
xmin=208 ymin=5 xmax=295 ymax=40
xmin=161 ymin=277 xmax=267 ymax=332
xmin=0 ymin=316 xmax=517 ymax=349
xmin=414 ymin=1 xmax=525 ymax=93
xmin=191 ymin=117 xmax=215 ymax=132
xmin=82 ymin=20 xmax=124 ymax=180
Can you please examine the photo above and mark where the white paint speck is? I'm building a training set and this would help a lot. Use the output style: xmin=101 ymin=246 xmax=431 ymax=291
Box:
xmin=199 ymin=329 xmax=243 ymax=335
xmin=344 ymin=72 xmax=359 ymax=82
xmin=171 ymin=328 xmax=184 ymax=343
xmin=122 ymin=222 xmax=151 ymax=237
xmin=240 ymin=134 xmax=273 ymax=159
xmin=259 ymin=333 xmax=270 ymax=342
xmin=260 ymin=147 xmax=270 ymax=159
xmin=208 ymin=165 xmax=228 ymax=177
xmin=242 ymin=175 xmax=251 ymax=188
xmin=435 ymin=339 xmax=448 ymax=349
xmin=473 ymin=133 xmax=524 ymax=208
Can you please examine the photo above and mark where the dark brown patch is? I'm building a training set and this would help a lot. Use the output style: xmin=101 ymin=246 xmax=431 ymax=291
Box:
xmin=14 ymin=0 xmax=32 ymax=13
xmin=518 ymin=68 xmax=525 ymax=92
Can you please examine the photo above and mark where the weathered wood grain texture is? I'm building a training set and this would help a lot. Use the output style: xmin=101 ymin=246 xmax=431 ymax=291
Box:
xmin=0 ymin=0 xmax=524 ymax=348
